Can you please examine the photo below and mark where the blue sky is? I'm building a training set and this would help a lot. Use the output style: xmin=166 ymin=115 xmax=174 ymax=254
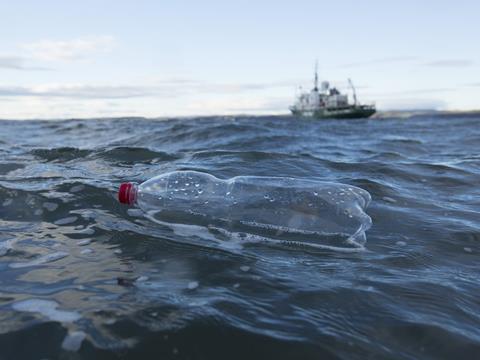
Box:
xmin=0 ymin=0 xmax=479 ymax=118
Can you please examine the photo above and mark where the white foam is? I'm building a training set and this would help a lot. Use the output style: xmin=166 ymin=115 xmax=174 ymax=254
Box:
xmin=2 ymin=198 xmax=13 ymax=206
xmin=70 ymin=185 xmax=85 ymax=193
xmin=76 ymin=239 xmax=91 ymax=246
xmin=0 ymin=239 xmax=14 ymax=256
xmin=382 ymin=196 xmax=397 ymax=204
xmin=127 ymin=209 xmax=144 ymax=217
xmin=61 ymin=331 xmax=86 ymax=351
xmin=187 ymin=281 xmax=199 ymax=290
xmin=54 ymin=216 xmax=78 ymax=225
xmin=12 ymin=299 xmax=81 ymax=323
xmin=240 ymin=265 xmax=250 ymax=272
xmin=42 ymin=202 xmax=58 ymax=212
xmin=78 ymin=228 xmax=95 ymax=235
xmin=9 ymin=251 xmax=69 ymax=268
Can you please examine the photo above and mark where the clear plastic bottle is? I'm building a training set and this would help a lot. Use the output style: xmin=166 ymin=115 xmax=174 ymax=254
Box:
xmin=118 ymin=171 xmax=372 ymax=248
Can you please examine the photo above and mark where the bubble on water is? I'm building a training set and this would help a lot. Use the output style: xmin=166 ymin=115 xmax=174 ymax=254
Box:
xmin=314 ymin=192 xmax=318 ymax=196
xmin=187 ymin=281 xmax=199 ymax=290
xmin=9 ymin=251 xmax=69 ymax=269
xmin=240 ymin=265 xmax=250 ymax=272
xmin=54 ymin=216 xmax=77 ymax=225
xmin=62 ymin=331 xmax=86 ymax=352
xmin=42 ymin=202 xmax=58 ymax=212
xmin=185 ymin=183 xmax=190 ymax=186
xmin=197 ymin=190 xmax=203 ymax=194
xmin=12 ymin=299 xmax=81 ymax=323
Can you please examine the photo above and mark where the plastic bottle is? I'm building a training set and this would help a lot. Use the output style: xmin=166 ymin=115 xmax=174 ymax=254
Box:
xmin=118 ymin=171 xmax=372 ymax=248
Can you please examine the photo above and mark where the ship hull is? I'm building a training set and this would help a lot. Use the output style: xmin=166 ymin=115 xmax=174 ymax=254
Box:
xmin=291 ymin=106 xmax=376 ymax=119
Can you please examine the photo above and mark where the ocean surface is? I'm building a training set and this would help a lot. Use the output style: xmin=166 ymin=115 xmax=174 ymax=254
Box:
xmin=0 ymin=114 xmax=479 ymax=359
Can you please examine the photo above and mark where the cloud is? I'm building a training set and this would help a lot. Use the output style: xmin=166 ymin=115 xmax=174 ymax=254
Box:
xmin=0 ymin=55 xmax=51 ymax=71
xmin=379 ymin=98 xmax=447 ymax=111
xmin=0 ymin=84 xmax=159 ymax=99
xmin=368 ymin=88 xmax=454 ymax=98
xmin=0 ymin=79 xmax=299 ymax=100
xmin=225 ymin=97 xmax=291 ymax=113
xmin=22 ymin=35 xmax=115 ymax=61
xmin=424 ymin=59 xmax=473 ymax=68
xmin=340 ymin=57 xmax=474 ymax=69
xmin=200 ymin=80 xmax=299 ymax=93
xmin=340 ymin=56 xmax=418 ymax=68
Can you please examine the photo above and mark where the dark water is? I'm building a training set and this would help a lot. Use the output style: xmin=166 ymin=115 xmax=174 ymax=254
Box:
xmin=0 ymin=115 xmax=479 ymax=359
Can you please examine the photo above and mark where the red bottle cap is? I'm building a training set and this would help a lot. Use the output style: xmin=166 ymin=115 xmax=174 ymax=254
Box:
xmin=118 ymin=182 xmax=136 ymax=205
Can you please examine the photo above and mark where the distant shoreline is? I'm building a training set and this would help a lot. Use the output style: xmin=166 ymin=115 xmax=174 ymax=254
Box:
xmin=1 ymin=110 xmax=480 ymax=122
xmin=372 ymin=110 xmax=480 ymax=119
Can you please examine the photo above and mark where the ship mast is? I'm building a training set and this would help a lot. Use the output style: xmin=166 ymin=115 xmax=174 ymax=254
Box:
xmin=314 ymin=60 xmax=319 ymax=91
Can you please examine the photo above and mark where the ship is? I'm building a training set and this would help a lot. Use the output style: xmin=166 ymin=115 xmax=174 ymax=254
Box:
xmin=290 ymin=64 xmax=376 ymax=119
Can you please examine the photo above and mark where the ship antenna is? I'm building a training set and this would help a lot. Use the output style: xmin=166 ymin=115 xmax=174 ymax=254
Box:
xmin=348 ymin=78 xmax=358 ymax=106
xmin=314 ymin=60 xmax=319 ymax=91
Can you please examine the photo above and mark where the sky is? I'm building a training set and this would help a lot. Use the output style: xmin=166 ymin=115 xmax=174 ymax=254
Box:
xmin=0 ymin=0 xmax=479 ymax=119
